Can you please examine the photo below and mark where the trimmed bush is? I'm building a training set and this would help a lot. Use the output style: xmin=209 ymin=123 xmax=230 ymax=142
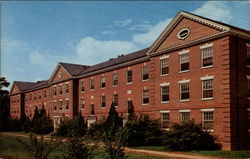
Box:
xmin=162 ymin=120 xmax=221 ymax=151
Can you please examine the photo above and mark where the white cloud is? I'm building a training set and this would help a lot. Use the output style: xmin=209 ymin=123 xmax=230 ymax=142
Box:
xmin=114 ymin=18 xmax=133 ymax=27
xmin=193 ymin=1 xmax=232 ymax=23
xmin=132 ymin=18 xmax=172 ymax=46
xmin=129 ymin=24 xmax=152 ymax=32
xmin=101 ymin=30 xmax=115 ymax=36
xmin=75 ymin=37 xmax=139 ymax=65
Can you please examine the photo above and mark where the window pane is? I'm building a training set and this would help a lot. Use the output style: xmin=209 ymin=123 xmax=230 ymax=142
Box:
xmin=203 ymin=112 xmax=214 ymax=130
xmin=161 ymin=113 xmax=169 ymax=128
xmin=143 ymin=90 xmax=149 ymax=104
xmin=181 ymin=112 xmax=190 ymax=122
xmin=161 ymin=86 xmax=169 ymax=102
xmin=142 ymin=66 xmax=149 ymax=80
xmin=180 ymin=83 xmax=189 ymax=100
xmin=113 ymin=74 xmax=118 ymax=86
xmin=202 ymin=47 xmax=213 ymax=67
xmin=161 ymin=58 xmax=169 ymax=75
xmin=127 ymin=70 xmax=133 ymax=83
xmin=203 ymin=80 xmax=213 ymax=98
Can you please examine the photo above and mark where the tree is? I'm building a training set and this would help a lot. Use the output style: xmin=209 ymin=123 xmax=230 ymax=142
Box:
xmin=70 ymin=112 xmax=87 ymax=137
xmin=101 ymin=103 xmax=128 ymax=159
xmin=0 ymin=77 xmax=10 ymax=132
xmin=32 ymin=107 xmax=53 ymax=134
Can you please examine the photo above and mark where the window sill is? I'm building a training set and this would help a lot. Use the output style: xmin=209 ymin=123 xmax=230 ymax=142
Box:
xmin=201 ymin=65 xmax=213 ymax=69
xmin=126 ymin=82 xmax=133 ymax=85
xmin=161 ymin=101 xmax=170 ymax=104
xmin=90 ymin=89 xmax=94 ymax=91
xmin=179 ymin=70 xmax=189 ymax=73
xmin=101 ymin=87 xmax=106 ymax=89
xmin=201 ymin=97 xmax=214 ymax=101
xmin=112 ymin=85 xmax=118 ymax=87
xmin=80 ymin=91 xmax=85 ymax=93
xmin=180 ymin=99 xmax=190 ymax=102
xmin=101 ymin=107 xmax=106 ymax=109
xmin=142 ymin=79 xmax=149 ymax=82
xmin=80 ymin=108 xmax=85 ymax=110
xmin=204 ymin=129 xmax=214 ymax=132
xmin=142 ymin=103 xmax=149 ymax=106
xmin=161 ymin=74 xmax=169 ymax=77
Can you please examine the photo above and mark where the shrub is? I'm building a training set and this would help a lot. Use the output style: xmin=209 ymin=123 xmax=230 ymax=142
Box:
xmin=162 ymin=120 xmax=221 ymax=151
xmin=125 ymin=115 xmax=163 ymax=146
xmin=17 ymin=134 xmax=60 ymax=159
xmin=55 ymin=119 xmax=73 ymax=137
xmin=70 ymin=113 xmax=87 ymax=137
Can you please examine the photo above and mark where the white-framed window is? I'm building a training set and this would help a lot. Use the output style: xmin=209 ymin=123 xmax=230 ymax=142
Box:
xmin=161 ymin=85 xmax=169 ymax=102
xmin=65 ymin=100 xmax=69 ymax=109
xmin=101 ymin=95 xmax=106 ymax=107
xmin=113 ymin=94 xmax=118 ymax=107
xmin=126 ymin=70 xmax=133 ymax=83
xmin=39 ymin=92 xmax=41 ymax=99
xmin=34 ymin=93 xmax=36 ymax=100
xmin=53 ymin=101 xmax=57 ymax=110
xmin=81 ymin=98 xmax=85 ymax=109
xmin=202 ymin=111 xmax=214 ymax=131
xmin=202 ymin=79 xmax=213 ymax=99
xmin=160 ymin=58 xmax=169 ymax=75
xmin=180 ymin=53 xmax=189 ymax=72
xmin=54 ymin=87 xmax=57 ymax=95
xmin=248 ymin=79 xmax=250 ymax=98
xmin=180 ymin=112 xmax=190 ymax=122
xmin=65 ymin=83 xmax=69 ymax=93
xmin=59 ymin=100 xmax=63 ymax=110
xmin=90 ymin=79 xmax=94 ymax=90
xmin=142 ymin=90 xmax=149 ymax=105
xmin=101 ymin=76 xmax=106 ymax=88
xmin=142 ymin=66 xmax=149 ymax=80
xmin=44 ymin=90 xmax=47 ymax=98
xmin=180 ymin=82 xmax=189 ymax=100
xmin=161 ymin=113 xmax=170 ymax=129
xmin=81 ymin=81 xmax=85 ymax=92
xmin=247 ymin=44 xmax=250 ymax=66
xmin=59 ymin=85 xmax=63 ymax=94
xmin=90 ymin=104 xmax=95 ymax=115
xmin=113 ymin=73 xmax=118 ymax=86
xmin=201 ymin=47 xmax=213 ymax=67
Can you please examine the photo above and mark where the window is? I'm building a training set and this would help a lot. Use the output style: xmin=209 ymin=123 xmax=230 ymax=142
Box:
xmin=180 ymin=82 xmax=189 ymax=100
xmin=44 ymin=91 xmax=47 ymax=98
xmin=142 ymin=90 xmax=149 ymax=105
xmin=113 ymin=94 xmax=118 ymax=107
xmin=248 ymin=79 xmax=250 ymax=98
xmin=161 ymin=85 xmax=169 ymax=102
xmin=54 ymin=87 xmax=57 ymax=95
xmin=90 ymin=104 xmax=94 ymax=115
xmin=202 ymin=111 xmax=214 ymax=130
xmin=161 ymin=113 xmax=170 ymax=129
xmin=113 ymin=73 xmax=118 ymax=86
xmin=247 ymin=45 xmax=250 ymax=66
xmin=30 ymin=94 xmax=32 ymax=100
xmin=65 ymin=100 xmax=69 ymax=109
xmin=65 ymin=84 xmax=69 ymax=93
xmin=54 ymin=101 xmax=57 ymax=110
xmin=180 ymin=112 xmax=190 ymax=122
xmin=126 ymin=70 xmax=133 ymax=83
xmin=201 ymin=47 xmax=213 ymax=67
xmin=59 ymin=101 xmax=63 ymax=110
xmin=81 ymin=81 xmax=85 ymax=92
xmin=101 ymin=95 xmax=106 ymax=107
xmin=34 ymin=93 xmax=36 ymax=100
xmin=101 ymin=77 xmax=106 ymax=88
xmin=25 ymin=95 xmax=28 ymax=101
xmin=160 ymin=58 xmax=169 ymax=75
xmin=90 ymin=79 xmax=94 ymax=90
xmin=39 ymin=93 xmax=41 ymax=99
xmin=180 ymin=53 xmax=189 ymax=72
xmin=202 ymin=79 xmax=213 ymax=98
xmin=59 ymin=85 xmax=63 ymax=94
xmin=81 ymin=98 xmax=85 ymax=109
xmin=142 ymin=66 xmax=149 ymax=80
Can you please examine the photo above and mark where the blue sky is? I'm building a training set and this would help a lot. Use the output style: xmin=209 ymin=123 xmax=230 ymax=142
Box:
xmin=1 ymin=1 xmax=250 ymax=88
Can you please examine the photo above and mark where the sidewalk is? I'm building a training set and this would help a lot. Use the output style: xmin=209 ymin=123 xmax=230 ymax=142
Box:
xmin=1 ymin=132 xmax=224 ymax=159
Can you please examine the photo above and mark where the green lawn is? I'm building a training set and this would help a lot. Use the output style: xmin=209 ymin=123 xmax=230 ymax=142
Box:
xmin=131 ymin=146 xmax=250 ymax=159
xmin=0 ymin=133 xmax=166 ymax=159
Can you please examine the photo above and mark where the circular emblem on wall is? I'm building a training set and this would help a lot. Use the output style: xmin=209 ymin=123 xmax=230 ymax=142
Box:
xmin=177 ymin=28 xmax=190 ymax=40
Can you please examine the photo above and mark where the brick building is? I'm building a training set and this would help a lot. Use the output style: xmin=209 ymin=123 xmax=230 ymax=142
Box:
xmin=9 ymin=11 xmax=250 ymax=150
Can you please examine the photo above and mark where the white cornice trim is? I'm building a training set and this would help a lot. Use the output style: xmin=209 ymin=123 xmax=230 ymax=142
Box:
xmin=160 ymin=110 xmax=170 ymax=113
xmin=201 ymin=108 xmax=214 ymax=112
xmin=160 ymin=82 xmax=170 ymax=86
xmin=178 ymin=49 xmax=190 ymax=55
xmin=179 ymin=79 xmax=190 ymax=83
xmin=179 ymin=109 xmax=191 ymax=112
xmin=200 ymin=75 xmax=214 ymax=80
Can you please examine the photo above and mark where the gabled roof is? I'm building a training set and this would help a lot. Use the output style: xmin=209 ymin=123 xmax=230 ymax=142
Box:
xmin=10 ymin=81 xmax=36 ymax=95
xmin=79 ymin=48 xmax=149 ymax=75
xmin=28 ymin=80 xmax=49 ymax=90
xmin=147 ymin=10 xmax=250 ymax=55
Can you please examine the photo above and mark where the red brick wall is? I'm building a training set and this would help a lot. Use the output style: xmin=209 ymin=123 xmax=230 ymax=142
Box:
xmin=10 ymin=94 xmax=22 ymax=119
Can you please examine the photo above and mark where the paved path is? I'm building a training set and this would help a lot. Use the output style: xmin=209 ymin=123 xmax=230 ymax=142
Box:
xmin=1 ymin=132 xmax=224 ymax=159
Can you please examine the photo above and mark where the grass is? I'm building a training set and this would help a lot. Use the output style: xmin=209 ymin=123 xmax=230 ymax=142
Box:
xmin=131 ymin=146 xmax=250 ymax=159
xmin=0 ymin=133 xmax=167 ymax=159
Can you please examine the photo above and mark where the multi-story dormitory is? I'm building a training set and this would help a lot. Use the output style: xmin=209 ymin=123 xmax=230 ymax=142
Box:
xmin=9 ymin=11 xmax=250 ymax=150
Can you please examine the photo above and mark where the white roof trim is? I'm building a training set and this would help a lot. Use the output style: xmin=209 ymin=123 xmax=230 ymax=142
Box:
xmin=200 ymin=75 xmax=214 ymax=80
xmin=160 ymin=110 xmax=170 ymax=113
xmin=48 ymin=63 xmax=72 ymax=83
xmin=179 ymin=79 xmax=190 ymax=83
xmin=201 ymin=108 xmax=214 ymax=112
xmin=160 ymin=82 xmax=170 ymax=86
xmin=160 ymin=54 xmax=170 ymax=59
xmin=178 ymin=49 xmax=190 ymax=55
xmin=179 ymin=109 xmax=191 ymax=112
xmin=200 ymin=43 xmax=214 ymax=49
